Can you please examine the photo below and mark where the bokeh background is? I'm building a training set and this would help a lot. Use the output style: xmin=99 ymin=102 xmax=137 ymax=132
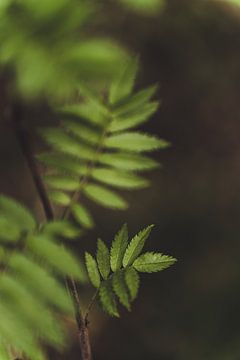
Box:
xmin=1 ymin=0 xmax=240 ymax=359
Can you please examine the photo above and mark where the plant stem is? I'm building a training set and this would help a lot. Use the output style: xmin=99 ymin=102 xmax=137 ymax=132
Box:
xmin=11 ymin=104 xmax=54 ymax=221
xmin=67 ymin=278 xmax=92 ymax=360
xmin=84 ymin=289 xmax=99 ymax=323
xmin=11 ymin=103 xmax=92 ymax=360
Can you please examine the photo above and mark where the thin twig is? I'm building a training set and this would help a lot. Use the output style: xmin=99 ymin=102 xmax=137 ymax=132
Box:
xmin=84 ymin=289 xmax=99 ymax=323
xmin=10 ymin=103 xmax=54 ymax=221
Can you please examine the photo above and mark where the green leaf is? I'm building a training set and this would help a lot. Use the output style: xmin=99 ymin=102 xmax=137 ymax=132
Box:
xmin=0 ymin=274 xmax=64 ymax=348
xmin=123 ymin=225 xmax=154 ymax=267
xmin=40 ymin=128 xmax=95 ymax=160
xmin=38 ymin=153 xmax=88 ymax=177
xmin=110 ymin=102 xmax=159 ymax=132
xmin=9 ymin=254 xmax=73 ymax=314
xmin=85 ymin=252 xmax=100 ymax=288
xmin=0 ymin=216 xmax=21 ymax=243
xmin=49 ymin=191 xmax=71 ymax=206
xmin=96 ymin=239 xmax=110 ymax=280
xmin=110 ymin=223 xmax=128 ymax=272
xmin=44 ymin=175 xmax=79 ymax=191
xmin=133 ymin=252 xmax=177 ymax=273
xmin=113 ymin=85 xmax=158 ymax=115
xmin=83 ymin=184 xmax=128 ymax=210
xmin=0 ymin=299 xmax=46 ymax=360
xmin=99 ymin=152 xmax=160 ymax=171
xmin=67 ymin=39 xmax=128 ymax=80
xmin=112 ymin=271 xmax=130 ymax=310
xmin=77 ymin=83 xmax=108 ymax=112
xmin=0 ymin=344 xmax=10 ymax=360
xmin=42 ymin=220 xmax=81 ymax=239
xmin=60 ymin=100 xmax=108 ymax=127
xmin=105 ymin=132 xmax=170 ymax=152
xmin=125 ymin=267 xmax=140 ymax=301
xmin=71 ymin=203 xmax=94 ymax=229
xmin=109 ymin=57 xmax=139 ymax=105
xmin=91 ymin=168 xmax=149 ymax=189
xmin=0 ymin=196 xmax=36 ymax=231
xmin=27 ymin=234 xmax=86 ymax=281
xmin=99 ymin=280 xmax=119 ymax=317
xmin=62 ymin=119 xmax=101 ymax=145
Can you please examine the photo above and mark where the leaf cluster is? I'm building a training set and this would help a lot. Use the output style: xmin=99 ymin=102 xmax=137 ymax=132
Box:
xmin=39 ymin=58 xmax=169 ymax=229
xmin=0 ymin=196 xmax=86 ymax=360
xmin=0 ymin=0 xmax=127 ymax=98
xmin=85 ymin=224 xmax=176 ymax=317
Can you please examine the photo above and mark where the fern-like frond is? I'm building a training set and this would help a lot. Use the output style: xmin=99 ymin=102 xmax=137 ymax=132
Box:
xmin=38 ymin=57 xmax=168 ymax=228
xmin=0 ymin=195 xmax=86 ymax=359
xmin=85 ymin=224 xmax=176 ymax=317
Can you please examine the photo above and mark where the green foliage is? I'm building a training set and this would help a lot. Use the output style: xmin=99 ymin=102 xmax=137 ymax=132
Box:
xmin=42 ymin=219 xmax=82 ymax=239
xmin=112 ymin=270 xmax=131 ymax=310
xmin=99 ymin=280 xmax=119 ymax=317
xmin=109 ymin=56 xmax=139 ymax=104
xmin=133 ymin=252 xmax=176 ymax=273
xmin=85 ymin=224 xmax=176 ymax=317
xmin=0 ymin=196 xmax=86 ymax=359
xmin=39 ymin=58 xmax=168 ymax=227
xmin=96 ymin=239 xmax=110 ymax=280
xmin=85 ymin=252 xmax=100 ymax=288
xmin=110 ymin=223 xmax=128 ymax=272
xmin=122 ymin=224 xmax=154 ymax=267
xmin=0 ymin=0 xmax=176 ymax=358
xmin=0 ymin=0 xmax=128 ymax=98
xmin=125 ymin=267 xmax=139 ymax=301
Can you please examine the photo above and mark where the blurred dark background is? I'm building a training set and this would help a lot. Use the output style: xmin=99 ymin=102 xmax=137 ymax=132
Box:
xmin=1 ymin=0 xmax=240 ymax=359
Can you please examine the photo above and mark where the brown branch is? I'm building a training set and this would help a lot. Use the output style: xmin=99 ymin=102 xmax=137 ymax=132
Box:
xmin=11 ymin=103 xmax=92 ymax=360
xmin=11 ymin=103 xmax=54 ymax=221
xmin=67 ymin=279 xmax=92 ymax=360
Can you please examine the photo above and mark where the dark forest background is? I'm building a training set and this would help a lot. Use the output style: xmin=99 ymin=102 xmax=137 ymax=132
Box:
xmin=1 ymin=0 xmax=240 ymax=359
